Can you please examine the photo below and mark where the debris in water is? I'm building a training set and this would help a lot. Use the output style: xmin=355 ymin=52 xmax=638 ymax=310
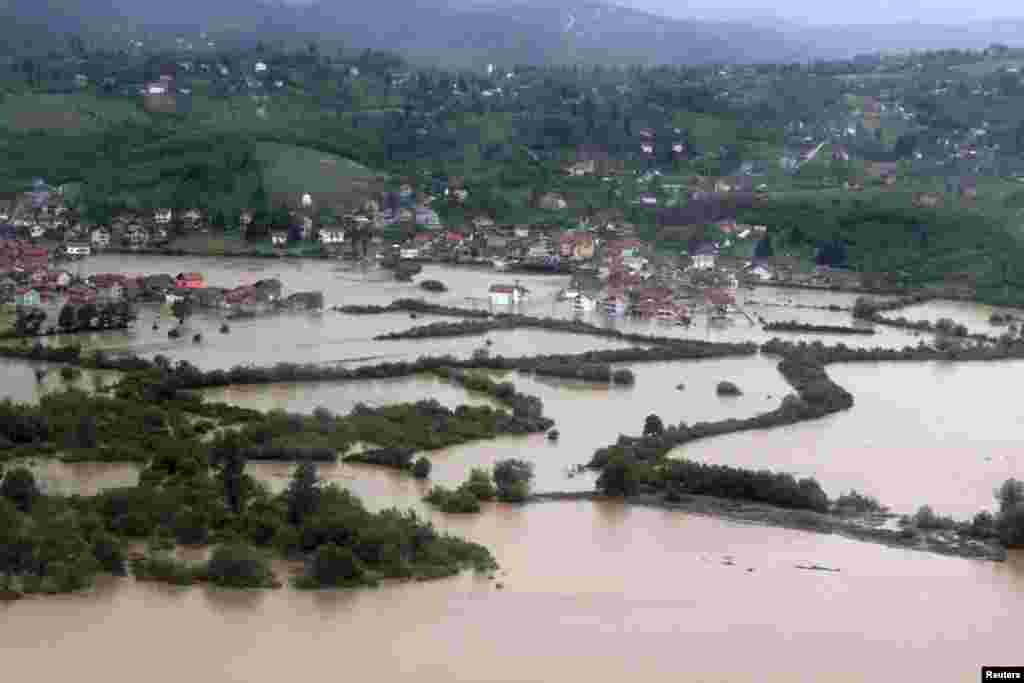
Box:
xmin=795 ymin=564 xmax=840 ymax=573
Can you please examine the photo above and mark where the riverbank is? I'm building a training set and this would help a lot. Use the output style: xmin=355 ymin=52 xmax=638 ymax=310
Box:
xmin=762 ymin=321 xmax=875 ymax=335
xmin=527 ymin=491 xmax=1006 ymax=562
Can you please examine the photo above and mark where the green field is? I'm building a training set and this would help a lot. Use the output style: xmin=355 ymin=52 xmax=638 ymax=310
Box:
xmin=252 ymin=141 xmax=380 ymax=200
xmin=0 ymin=93 xmax=149 ymax=133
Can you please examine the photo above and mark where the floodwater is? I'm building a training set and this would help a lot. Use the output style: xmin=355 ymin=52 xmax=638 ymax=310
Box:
xmin=214 ymin=356 xmax=793 ymax=494
xmin=3 ymin=501 xmax=1023 ymax=683
xmin=64 ymin=255 xmax=932 ymax=362
xmin=675 ymin=359 xmax=1024 ymax=517
xmin=0 ymin=357 xmax=120 ymax=404
xmin=7 ymin=255 xmax=1024 ymax=681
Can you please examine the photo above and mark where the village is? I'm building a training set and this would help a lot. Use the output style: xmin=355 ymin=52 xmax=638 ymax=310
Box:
xmin=0 ymin=168 xmax=882 ymax=334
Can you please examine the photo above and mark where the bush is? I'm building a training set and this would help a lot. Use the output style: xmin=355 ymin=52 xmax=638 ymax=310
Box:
xmin=463 ymin=468 xmax=496 ymax=501
xmin=912 ymin=505 xmax=957 ymax=531
xmin=302 ymin=543 xmax=367 ymax=587
xmin=424 ymin=485 xmax=482 ymax=513
xmin=643 ymin=414 xmax=664 ymax=437
xmin=131 ymin=553 xmax=197 ymax=585
xmin=998 ymin=504 xmax=1024 ymax=547
xmin=596 ymin=455 xmax=643 ymax=497
xmin=204 ymin=543 xmax=279 ymax=588
xmin=419 ymin=280 xmax=448 ymax=292
xmin=412 ymin=457 xmax=432 ymax=479
xmin=173 ymin=508 xmax=210 ymax=545
xmin=716 ymin=381 xmax=742 ymax=396
xmin=0 ymin=467 xmax=41 ymax=512
xmin=60 ymin=366 xmax=81 ymax=382
xmin=493 ymin=459 xmax=534 ymax=503
xmin=612 ymin=368 xmax=635 ymax=385
xmin=834 ymin=490 xmax=885 ymax=514
xmin=91 ymin=532 xmax=127 ymax=576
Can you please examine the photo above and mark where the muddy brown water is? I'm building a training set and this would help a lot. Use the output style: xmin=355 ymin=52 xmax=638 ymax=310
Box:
xmin=6 ymin=256 xmax=1024 ymax=680
xmin=3 ymin=501 xmax=1024 ymax=683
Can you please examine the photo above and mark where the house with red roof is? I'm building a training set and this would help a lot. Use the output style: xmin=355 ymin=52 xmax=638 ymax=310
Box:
xmin=66 ymin=285 xmax=97 ymax=305
xmin=14 ymin=287 xmax=40 ymax=307
xmin=559 ymin=231 xmax=595 ymax=260
xmin=176 ymin=272 xmax=206 ymax=289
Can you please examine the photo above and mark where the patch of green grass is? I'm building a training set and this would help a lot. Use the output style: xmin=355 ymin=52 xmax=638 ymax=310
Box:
xmin=253 ymin=141 xmax=375 ymax=198
xmin=0 ymin=93 xmax=149 ymax=134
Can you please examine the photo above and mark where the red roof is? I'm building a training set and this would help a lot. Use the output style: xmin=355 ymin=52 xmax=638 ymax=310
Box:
xmin=489 ymin=284 xmax=517 ymax=293
xmin=225 ymin=285 xmax=257 ymax=304
xmin=706 ymin=289 xmax=735 ymax=306
xmin=413 ymin=233 xmax=433 ymax=244
xmin=446 ymin=231 xmax=466 ymax=242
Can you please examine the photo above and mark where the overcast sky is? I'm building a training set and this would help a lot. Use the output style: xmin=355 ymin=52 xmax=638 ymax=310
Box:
xmin=621 ymin=0 xmax=1022 ymax=25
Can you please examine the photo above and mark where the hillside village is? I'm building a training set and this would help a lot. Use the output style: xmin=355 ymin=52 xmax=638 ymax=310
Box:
xmin=2 ymin=40 xmax=1024 ymax=314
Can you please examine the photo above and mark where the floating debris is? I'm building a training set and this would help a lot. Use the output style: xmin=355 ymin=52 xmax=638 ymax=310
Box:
xmin=220 ymin=323 xmax=230 ymax=334
xmin=795 ymin=564 xmax=840 ymax=573
xmin=193 ymin=333 xmax=202 ymax=343
xmin=547 ymin=429 xmax=560 ymax=441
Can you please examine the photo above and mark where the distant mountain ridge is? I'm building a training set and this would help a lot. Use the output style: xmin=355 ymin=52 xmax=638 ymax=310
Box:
xmin=2 ymin=0 xmax=1023 ymax=66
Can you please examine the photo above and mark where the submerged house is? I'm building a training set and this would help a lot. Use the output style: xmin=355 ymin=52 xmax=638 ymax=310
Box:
xmin=489 ymin=282 xmax=528 ymax=306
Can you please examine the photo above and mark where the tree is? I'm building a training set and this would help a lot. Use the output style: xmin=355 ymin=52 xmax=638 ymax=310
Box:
xmin=74 ymin=415 xmax=98 ymax=449
xmin=492 ymin=459 xmax=533 ymax=503
xmin=463 ymin=468 xmax=496 ymax=501
xmin=412 ymin=457 xmax=432 ymax=479
xmin=643 ymin=414 xmax=664 ymax=437
xmin=309 ymin=543 xmax=365 ymax=586
xmin=76 ymin=303 xmax=98 ymax=330
xmin=596 ymin=455 xmax=642 ymax=497
xmin=998 ymin=504 xmax=1024 ymax=547
xmin=0 ymin=467 xmax=41 ymax=513
xmin=205 ymin=543 xmax=276 ymax=588
xmin=996 ymin=478 xmax=1024 ymax=515
xmin=171 ymin=299 xmax=192 ymax=326
xmin=212 ymin=433 xmax=249 ymax=515
xmin=58 ymin=305 xmax=77 ymax=332
xmin=286 ymin=460 xmax=321 ymax=525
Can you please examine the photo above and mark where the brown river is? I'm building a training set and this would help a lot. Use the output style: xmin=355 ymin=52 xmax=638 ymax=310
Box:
xmin=4 ymin=256 xmax=1024 ymax=681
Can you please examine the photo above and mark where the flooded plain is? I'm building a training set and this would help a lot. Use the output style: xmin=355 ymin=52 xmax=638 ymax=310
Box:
xmin=3 ymin=501 xmax=1024 ymax=683
xmin=6 ymin=255 xmax=1024 ymax=681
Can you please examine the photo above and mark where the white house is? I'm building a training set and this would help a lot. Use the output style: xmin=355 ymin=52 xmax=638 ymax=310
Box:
xmin=399 ymin=247 xmax=420 ymax=259
xmin=154 ymin=208 xmax=172 ymax=224
xmin=29 ymin=224 xmax=45 ymax=239
xmin=146 ymin=83 xmax=167 ymax=95
xmin=747 ymin=263 xmax=774 ymax=281
xmin=126 ymin=225 xmax=149 ymax=246
xmin=91 ymin=228 xmax=111 ymax=248
xmin=572 ymin=293 xmax=596 ymax=312
xmin=301 ymin=193 xmax=312 ymax=208
xmin=182 ymin=209 xmax=202 ymax=227
xmin=271 ymin=230 xmax=288 ymax=246
xmin=319 ymin=228 xmax=345 ymax=244
xmin=254 ymin=61 xmax=268 ymax=73
xmin=692 ymin=244 xmax=717 ymax=270
xmin=489 ymin=283 xmax=528 ymax=306
xmin=65 ymin=243 xmax=91 ymax=257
